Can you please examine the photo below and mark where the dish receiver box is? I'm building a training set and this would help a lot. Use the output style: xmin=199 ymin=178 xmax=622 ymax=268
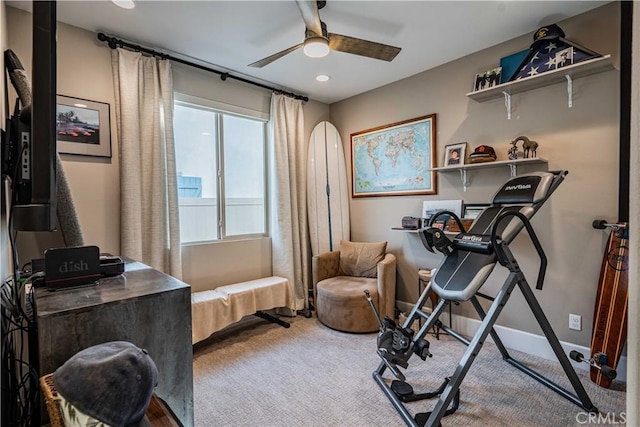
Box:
xmin=100 ymin=254 xmax=125 ymax=277
xmin=44 ymin=245 xmax=101 ymax=289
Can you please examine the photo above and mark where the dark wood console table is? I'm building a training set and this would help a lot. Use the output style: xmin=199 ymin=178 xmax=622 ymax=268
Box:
xmin=34 ymin=259 xmax=193 ymax=426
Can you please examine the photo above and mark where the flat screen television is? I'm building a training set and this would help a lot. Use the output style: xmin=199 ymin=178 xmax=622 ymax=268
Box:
xmin=4 ymin=1 xmax=57 ymax=231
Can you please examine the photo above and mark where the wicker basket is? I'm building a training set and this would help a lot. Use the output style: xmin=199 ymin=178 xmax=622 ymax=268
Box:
xmin=39 ymin=374 xmax=180 ymax=426
xmin=40 ymin=373 xmax=64 ymax=427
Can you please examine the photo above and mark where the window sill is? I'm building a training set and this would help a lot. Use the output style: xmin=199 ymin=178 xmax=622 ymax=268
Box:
xmin=181 ymin=235 xmax=270 ymax=247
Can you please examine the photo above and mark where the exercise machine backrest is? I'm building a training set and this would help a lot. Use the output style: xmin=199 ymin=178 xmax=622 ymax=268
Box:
xmin=430 ymin=171 xmax=566 ymax=302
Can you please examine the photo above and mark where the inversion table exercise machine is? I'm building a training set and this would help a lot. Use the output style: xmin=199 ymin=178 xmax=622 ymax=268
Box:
xmin=367 ymin=170 xmax=598 ymax=426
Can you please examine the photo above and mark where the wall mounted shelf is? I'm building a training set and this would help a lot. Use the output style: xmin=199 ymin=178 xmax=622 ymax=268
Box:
xmin=432 ymin=157 xmax=548 ymax=191
xmin=466 ymin=55 xmax=614 ymax=119
xmin=392 ymin=227 xmax=458 ymax=236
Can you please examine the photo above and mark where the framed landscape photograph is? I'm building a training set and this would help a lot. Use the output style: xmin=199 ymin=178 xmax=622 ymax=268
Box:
xmin=350 ymin=114 xmax=437 ymax=197
xmin=443 ymin=142 xmax=467 ymax=167
xmin=56 ymin=95 xmax=111 ymax=158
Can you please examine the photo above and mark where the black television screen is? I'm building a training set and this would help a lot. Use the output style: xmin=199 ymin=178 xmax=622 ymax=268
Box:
xmin=6 ymin=1 xmax=57 ymax=231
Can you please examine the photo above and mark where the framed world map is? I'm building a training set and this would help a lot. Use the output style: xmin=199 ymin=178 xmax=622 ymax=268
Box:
xmin=350 ymin=114 xmax=437 ymax=197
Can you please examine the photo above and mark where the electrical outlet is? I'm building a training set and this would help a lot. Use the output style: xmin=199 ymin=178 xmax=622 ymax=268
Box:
xmin=569 ymin=314 xmax=582 ymax=331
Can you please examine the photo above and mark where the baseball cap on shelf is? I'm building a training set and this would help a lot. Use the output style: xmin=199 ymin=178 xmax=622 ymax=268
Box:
xmin=53 ymin=341 xmax=158 ymax=427
xmin=532 ymin=24 xmax=566 ymax=46
xmin=468 ymin=145 xmax=497 ymax=164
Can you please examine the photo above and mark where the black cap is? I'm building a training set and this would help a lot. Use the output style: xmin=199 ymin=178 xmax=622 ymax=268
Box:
xmin=532 ymin=24 xmax=565 ymax=46
xmin=54 ymin=341 xmax=158 ymax=427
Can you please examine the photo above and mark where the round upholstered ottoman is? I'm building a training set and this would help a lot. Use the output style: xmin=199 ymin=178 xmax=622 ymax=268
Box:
xmin=316 ymin=276 xmax=380 ymax=333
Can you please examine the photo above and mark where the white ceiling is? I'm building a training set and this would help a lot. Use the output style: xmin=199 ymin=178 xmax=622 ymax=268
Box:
xmin=8 ymin=0 xmax=609 ymax=104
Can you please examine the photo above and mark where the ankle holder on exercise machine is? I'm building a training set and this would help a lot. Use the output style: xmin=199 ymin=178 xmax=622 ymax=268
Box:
xmin=364 ymin=290 xmax=431 ymax=381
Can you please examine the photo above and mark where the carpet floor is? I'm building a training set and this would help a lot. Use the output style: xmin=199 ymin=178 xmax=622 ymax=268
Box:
xmin=192 ymin=316 xmax=626 ymax=426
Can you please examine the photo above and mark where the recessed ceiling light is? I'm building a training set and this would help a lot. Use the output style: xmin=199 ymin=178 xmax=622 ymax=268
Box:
xmin=112 ymin=0 xmax=135 ymax=9
xmin=316 ymin=74 xmax=331 ymax=82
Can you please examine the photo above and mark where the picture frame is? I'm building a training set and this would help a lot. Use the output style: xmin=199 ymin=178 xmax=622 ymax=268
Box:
xmin=443 ymin=142 xmax=467 ymax=167
xmin=463 ymin=203 xmax=490 ymax=219
xmin=423 ymin=199 xmax=463 ymax=222
xmin=56 ymin=95 xmax=112 ymax=158
xmin=351 ymin=114 xmax=437 ymax=197
xmin=554 ymin=47 xmax=574 ymax=69
xmin=473 ymin=66 xmax=502 ymax=91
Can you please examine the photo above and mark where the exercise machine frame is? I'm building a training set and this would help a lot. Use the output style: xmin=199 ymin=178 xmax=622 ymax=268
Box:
xmin=372 ymin=171 xmax=598 ymax=426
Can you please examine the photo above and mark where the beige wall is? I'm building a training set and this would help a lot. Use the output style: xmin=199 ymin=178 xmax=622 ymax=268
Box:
xmin=6 ymin=3 xmax=622 ymax=346
xmin=6 ymin=6 xmax=330 ymax=290
xmin=4 ymin=0 xmax=636 ymax=419
xmin=330 ymin=3 xmax=620 ymax=347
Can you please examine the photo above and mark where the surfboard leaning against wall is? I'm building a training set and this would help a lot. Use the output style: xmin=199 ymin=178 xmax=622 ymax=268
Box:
xmin=307 ymin=121 xmax=350 ymax=256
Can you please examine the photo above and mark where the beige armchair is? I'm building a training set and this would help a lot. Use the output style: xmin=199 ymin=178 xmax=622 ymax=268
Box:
xmin=312 ymin=240 xmax=396 ymax=333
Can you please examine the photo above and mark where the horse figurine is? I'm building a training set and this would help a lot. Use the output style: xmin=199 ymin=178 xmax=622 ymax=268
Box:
xmin=511 ymin=135 xmax=538 ymax=158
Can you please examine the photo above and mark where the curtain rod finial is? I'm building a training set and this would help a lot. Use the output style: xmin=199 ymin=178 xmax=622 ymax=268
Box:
xmin=97 ymin=33 xmax=118 ymax=49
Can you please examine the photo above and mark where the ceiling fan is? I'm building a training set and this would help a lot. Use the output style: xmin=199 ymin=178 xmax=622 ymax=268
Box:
xmin=249 ymin=0 xmax=401 ymax=68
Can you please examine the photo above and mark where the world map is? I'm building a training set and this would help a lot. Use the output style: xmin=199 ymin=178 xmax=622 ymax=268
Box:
xmin=352 ymin=118 xmax=434 ymax=195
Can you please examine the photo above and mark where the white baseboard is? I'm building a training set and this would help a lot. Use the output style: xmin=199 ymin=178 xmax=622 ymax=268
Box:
xmin=396 ymin=301 xmax=627 ymax=382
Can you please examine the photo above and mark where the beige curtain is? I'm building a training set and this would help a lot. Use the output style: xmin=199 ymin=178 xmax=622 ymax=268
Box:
xmin=111 ymin=49 xmax=182 ymax=279
xmin=269 ymin=94 xmax=308 ymax=311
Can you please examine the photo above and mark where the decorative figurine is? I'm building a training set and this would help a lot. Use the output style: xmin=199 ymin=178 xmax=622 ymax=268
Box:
xmin=508 ymin=140 xmax=519 ymax=160
xmin=511 ymin=135 xmax=538 ymax=158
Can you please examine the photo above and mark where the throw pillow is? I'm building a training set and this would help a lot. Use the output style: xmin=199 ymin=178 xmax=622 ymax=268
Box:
xmin=339 ymin=240 xmax=387 ymax=278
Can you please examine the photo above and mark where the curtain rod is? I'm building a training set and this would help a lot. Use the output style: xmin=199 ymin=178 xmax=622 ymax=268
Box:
xmin=97 ymin=33 xmax=309 ymax=102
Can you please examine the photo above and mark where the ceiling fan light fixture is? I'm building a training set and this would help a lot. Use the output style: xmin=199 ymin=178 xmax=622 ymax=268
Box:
xmin=303 ymin=37 xmax=330 ymax=58
xmin=112 ymin=0 xmax=135 ymax=9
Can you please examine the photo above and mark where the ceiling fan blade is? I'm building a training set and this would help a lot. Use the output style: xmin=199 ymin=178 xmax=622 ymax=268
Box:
xmin=295 ymin=0 xmax=323 ymax=36
xmin=249 ymin=43 xmax=304 ymax=68
xmin=328 ymin=33 xmax=401 ymax=62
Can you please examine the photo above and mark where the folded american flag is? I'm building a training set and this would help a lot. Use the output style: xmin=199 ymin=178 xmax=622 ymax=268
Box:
xmin=512 ymin=39 xmax=599 ymax=81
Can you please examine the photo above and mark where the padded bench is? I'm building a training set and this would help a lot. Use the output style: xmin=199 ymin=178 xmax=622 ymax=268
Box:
xmin=191 ymin=276 xmax=294 ymax=344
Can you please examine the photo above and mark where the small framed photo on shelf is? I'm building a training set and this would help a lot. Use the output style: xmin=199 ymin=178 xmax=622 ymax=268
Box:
xmin=473 ymin=67 xmax=502 ymax=91
xmin=443 ymin=142 xmax=467 ymax=167
xmin=463 ymin=203 xmax=490 ymax=219
xmin=555 ymin=47 xmax=574 ymax=69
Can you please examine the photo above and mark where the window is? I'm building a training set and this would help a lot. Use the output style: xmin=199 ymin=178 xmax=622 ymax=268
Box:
xmin=174 ymin=98 xmax=267 ymax=243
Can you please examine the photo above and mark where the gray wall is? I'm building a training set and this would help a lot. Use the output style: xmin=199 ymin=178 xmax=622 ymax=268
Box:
xmin=6 ymin=6 xmax=330 ymax=293
xmin=330 ymin=3 xmax=620 ymax=347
